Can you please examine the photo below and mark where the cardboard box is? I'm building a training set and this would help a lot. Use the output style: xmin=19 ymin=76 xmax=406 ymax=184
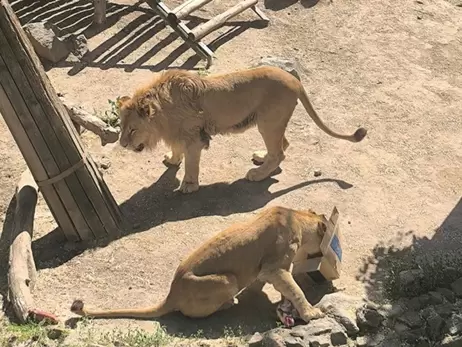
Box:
xmin=292 ymin=207 xmax=342 ymax=283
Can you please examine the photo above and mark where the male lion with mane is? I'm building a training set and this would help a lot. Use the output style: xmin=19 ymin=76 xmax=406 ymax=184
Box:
xmin=71 ymin=206 xmax=329 ymax=323
xmin=116 ymin=66 xmax=367 ymax=193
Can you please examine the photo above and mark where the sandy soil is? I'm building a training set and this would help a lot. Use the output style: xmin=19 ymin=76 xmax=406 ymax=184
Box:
xmin=0 ymin=0 xmax=461 ymax=342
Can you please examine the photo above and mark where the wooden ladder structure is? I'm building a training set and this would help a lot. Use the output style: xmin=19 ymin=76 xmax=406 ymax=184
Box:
xmin=144 ymin=0 xmax=269 ymax=67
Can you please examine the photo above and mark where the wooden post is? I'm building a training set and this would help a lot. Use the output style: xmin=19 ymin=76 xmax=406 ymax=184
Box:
xmin=93 ymin=0 xmax=107 ymax=25
xmin=0 ymin=0 xmax=123 ymax=241
xmin=189 ymin=0 xmax=258 ymax=41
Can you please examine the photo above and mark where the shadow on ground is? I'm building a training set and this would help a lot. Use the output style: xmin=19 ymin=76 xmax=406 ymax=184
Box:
xmin=12 ymin=0 xmax=267 ymax=74
xmin=357 ymin=197 xmax=462 ymax=303
xmin=30 ymin=164 xmax=353 ymax=270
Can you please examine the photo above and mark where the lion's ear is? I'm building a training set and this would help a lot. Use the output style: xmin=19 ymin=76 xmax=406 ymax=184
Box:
xmin=116 ymin=95 xmax=131 ymax=109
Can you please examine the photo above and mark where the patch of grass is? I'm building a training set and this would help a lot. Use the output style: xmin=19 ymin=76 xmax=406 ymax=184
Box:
xmin=99 ymin=324 xmax=171 ymax=347
xmin=0 ymin=319 xmax=69 ymax=346
xmin=197 ymin=68 xmax=210 ymax=77
xmin=97 ymin=97 xmax=121 ymax=128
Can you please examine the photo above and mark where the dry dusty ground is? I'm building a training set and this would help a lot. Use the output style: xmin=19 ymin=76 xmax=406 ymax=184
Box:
xmin=0 ymin=0 xmax=462 ymax=344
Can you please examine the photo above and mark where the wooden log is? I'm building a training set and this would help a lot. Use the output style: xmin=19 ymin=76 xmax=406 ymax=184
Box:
xmin=7 ymin=170 xmax=38 ymax=323
xmin=189 ymin=0 xmax=258 ymax=41
xmin=0 ymin=0 xmax=123 ymax=241
xmin=169 ymin=0 xmax=214 ymax=22
xmin=59 ymin=95 xmax=120 ymax=146
xmin=93 ymin=0 xmax=107 ymax=25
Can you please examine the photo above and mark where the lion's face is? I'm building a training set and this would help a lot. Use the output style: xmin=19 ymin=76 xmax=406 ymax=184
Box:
xmin=117 ymin=96 xmax=157 ymax=153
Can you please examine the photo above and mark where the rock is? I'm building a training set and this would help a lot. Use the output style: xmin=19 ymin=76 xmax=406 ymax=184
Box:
xmin=308 ymin=335 xmax=331 ymax=347
xmin=315 ymin=293 xmax=367 ymax=335
xmin=283 ymin=335 xmax=304 ymax=347
xmin=408 ymin=297 xmax=424 ymax=310
xmin=415 ymin=340 xmax=431 ymax=347
xmin=330 ymin=330 xmax=347 ymax=345
xmin=399 ymin=269 xmax=424 ymax=290
xmin=379 ymin=299 xmax=407 ymax=318
xmin=46 ymin=328 xmax=64 ymax=340
xmin=251 ymin=56 xmax=303 ymax=81
xmin=426 ymin=312 xmax=445 ymax=341
xmin=435 ymin=303 xmax=455 ymax=318
xmin=397 ymin=311 xmax=423 ymax=328
xmin=428 ymin=291 xmax=445 ymax=305
xmin=440 ymin=335 xmax=462 ymax=346
xmin=400 ymin=328 xmax=425 ymax=343
xmin=447 ymin=314 xmax=462 ymax=336
xmin=451 ymin=277 xmax=462 ymax=297
xmin=262 ymin=331 xmax=286 ymax=347
xmin=356 ymin=307 xmax=385 ymax=330
xmin=283 ymin=335 xmax=305 ymax=347
xmin=437 ymin=288 xmax=456 ymax=303
xmin=314 ymin=169 xmax=322 ymax=177
xmin=418 ymin=294 xmax=431 ymax=307
xmin=248 ymin=332 xmax=263 ymax=346
xmin=100 ymin=156 xmax=111 ymax=170
xmin=394 ymin=322 xmax=410 ymax=335
xmin=356 ymin=336 xmax=367 ymax=347
xmin=23 ymin=22 xmax=70 ymax=63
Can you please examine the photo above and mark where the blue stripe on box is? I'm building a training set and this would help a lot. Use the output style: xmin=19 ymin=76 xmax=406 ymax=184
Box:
xmin=330 ymin=234 xmax=342 ymax=261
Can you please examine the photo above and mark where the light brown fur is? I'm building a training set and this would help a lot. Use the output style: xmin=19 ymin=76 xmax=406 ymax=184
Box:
xmin=71 ymin=206 xmax=328 ymax=322
xmin=116 ymin=66 xmax=367 ymax=193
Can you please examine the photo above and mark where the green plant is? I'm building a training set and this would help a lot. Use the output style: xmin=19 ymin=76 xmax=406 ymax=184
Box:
xmin=99 ymin=97 xmax=121 ymax=128
xmin=99 ymin=325 xmax=171 ymax=347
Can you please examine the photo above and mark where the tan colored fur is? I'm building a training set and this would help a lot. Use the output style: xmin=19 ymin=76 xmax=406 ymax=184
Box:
xmin=71 ymin=206 xmax=328 ymax=322
xmin=116 ymin=66 xmax=367 ymax=193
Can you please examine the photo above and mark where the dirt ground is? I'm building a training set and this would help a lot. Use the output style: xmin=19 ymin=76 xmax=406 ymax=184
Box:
xmin=1 ymin=0 xmax=461 ymax=343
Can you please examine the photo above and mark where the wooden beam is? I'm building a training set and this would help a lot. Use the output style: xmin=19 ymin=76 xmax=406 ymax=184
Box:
xmin=169 ymin=0 xmax=214 ymax=22
xmin=0 ymin=0 xmax=123 ymax=241
xmin=189 ymin=0 xmax=258 ymax=41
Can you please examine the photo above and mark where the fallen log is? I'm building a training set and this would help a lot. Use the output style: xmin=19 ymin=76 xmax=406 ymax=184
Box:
xmin=7 ymin=170 xmax=38 ymax=323
xmin=59 ymin=95 xmax=119 ymax=146
xmin=7 ymin=170 xmax=59 ymax=324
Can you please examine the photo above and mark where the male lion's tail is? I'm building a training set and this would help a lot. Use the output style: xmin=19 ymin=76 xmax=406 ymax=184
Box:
xmin=298 ymin=85 xmax=367 ymax=143
xmin=70 ymin=298 xmax=174 ymax=320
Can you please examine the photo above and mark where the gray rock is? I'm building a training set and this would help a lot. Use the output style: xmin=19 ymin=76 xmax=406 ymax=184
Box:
xmin=397 ymin=311 xmax=423 ymax=328
xmin=23 ymin=22 xmax=70 ymax=63
xmin=379 ymin=299 xmax=407 ymax=318
xmin=251 ymin=56 xmax=303 ymax=81
xmin=314 ymin=293 xmax=368 ymax=335
xmin=440 ymin=335 xmax=462 ymax=347
xmin=400 ymin=328 xmax=426 ymax=343
xmin=447 ymin=314 xmax=462 ymax=336
xmin=428 ymin=291 xmax=445 ymax=305
xmin=46 ymin=327 xmax=64 ymax=340
xmin=262 ymin=331 xmax=286 ymax=347
xmin=418 ymin=294 xmax=431 ymax=307
xmin=408 ymin=297 xmax=424 ymax=310
xmin=330 ymin=330 xmax=347 ymax=345
xmin=435 ymin=303 xmax=456 ymax=318
xmin=451 ymin=278 xmax=462 ymax=297
xmin=356 ymin=307 xmax=385 ymax=330
xmin=283 ymin=335 xmax=305 ymax=347
xmin=308 ymin=335 xmax=331 ymax=347
xmin=415 ymin=340 xmax=431 ymax=347
xmin=356 ymin=336 xmax=367 ymax=347
xmin=248 ymin=332 xmax=263 ymax=346
xmin=394 ymin=322 xmax=410 ymax=335
xmin=399 ymin=269 xmax=424 ymax=289
xmin=426 ymin=312 xmax=445 ymax=341
xmin=70 ymin=34 xmax=88 ymax=59
xmin=437 ymin=288 xmax=456 ymax=303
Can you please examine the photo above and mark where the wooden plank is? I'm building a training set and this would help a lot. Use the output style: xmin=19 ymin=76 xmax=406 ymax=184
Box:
xmin=0 ymin=32 xmax=99 ymax=240
xmin=0 ymin=0 xmax=123 ymax=240
xmin=0 ymin=84 xmax=79 ymax=242
xmin=1 ymin=1 xmax=122 ymax=238
xmin=189 ymin=0 xmax=258 ymax=41
xmin=169 ymin=0 xmax=214 ymax=21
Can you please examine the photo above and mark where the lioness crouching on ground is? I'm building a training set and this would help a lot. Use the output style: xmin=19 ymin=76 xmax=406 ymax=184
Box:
xmin=116 ymin=66 xmax=367 ymax=193
xmin=71 ymin=206 xmax=329 ymax=323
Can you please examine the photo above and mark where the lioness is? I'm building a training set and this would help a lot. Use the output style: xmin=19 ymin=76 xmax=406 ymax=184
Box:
xmin=116 ymin=66 xmax=367 ymax=193
xmin=71 ymin=206 xmax=328 ymax=322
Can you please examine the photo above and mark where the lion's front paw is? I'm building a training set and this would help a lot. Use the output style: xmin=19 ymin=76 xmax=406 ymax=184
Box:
xmin=164 ymin=152 xmax=183 ymax=166
xmin=245 ymin=168 xmax=269 ymax=182
xmin=179 ymin=181 xmax=199 ymax=193
xmin=302 ymin=308 xmax=325 ymax=322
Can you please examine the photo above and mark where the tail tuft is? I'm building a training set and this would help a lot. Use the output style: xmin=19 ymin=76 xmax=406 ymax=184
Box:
xmin=353 ymin=127 xmax=367 ymax=142
xmin=71 ymin=300 xmax=84 ymax=314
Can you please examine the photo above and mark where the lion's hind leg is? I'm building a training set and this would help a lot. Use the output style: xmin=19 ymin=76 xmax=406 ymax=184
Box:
xmin=252 ymin=136 xmax=290 ymax=165
xmin=261 ymin=269 xmax=324 ymax=323
xmin=178 ymin=273 xmax=240 ymax=318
